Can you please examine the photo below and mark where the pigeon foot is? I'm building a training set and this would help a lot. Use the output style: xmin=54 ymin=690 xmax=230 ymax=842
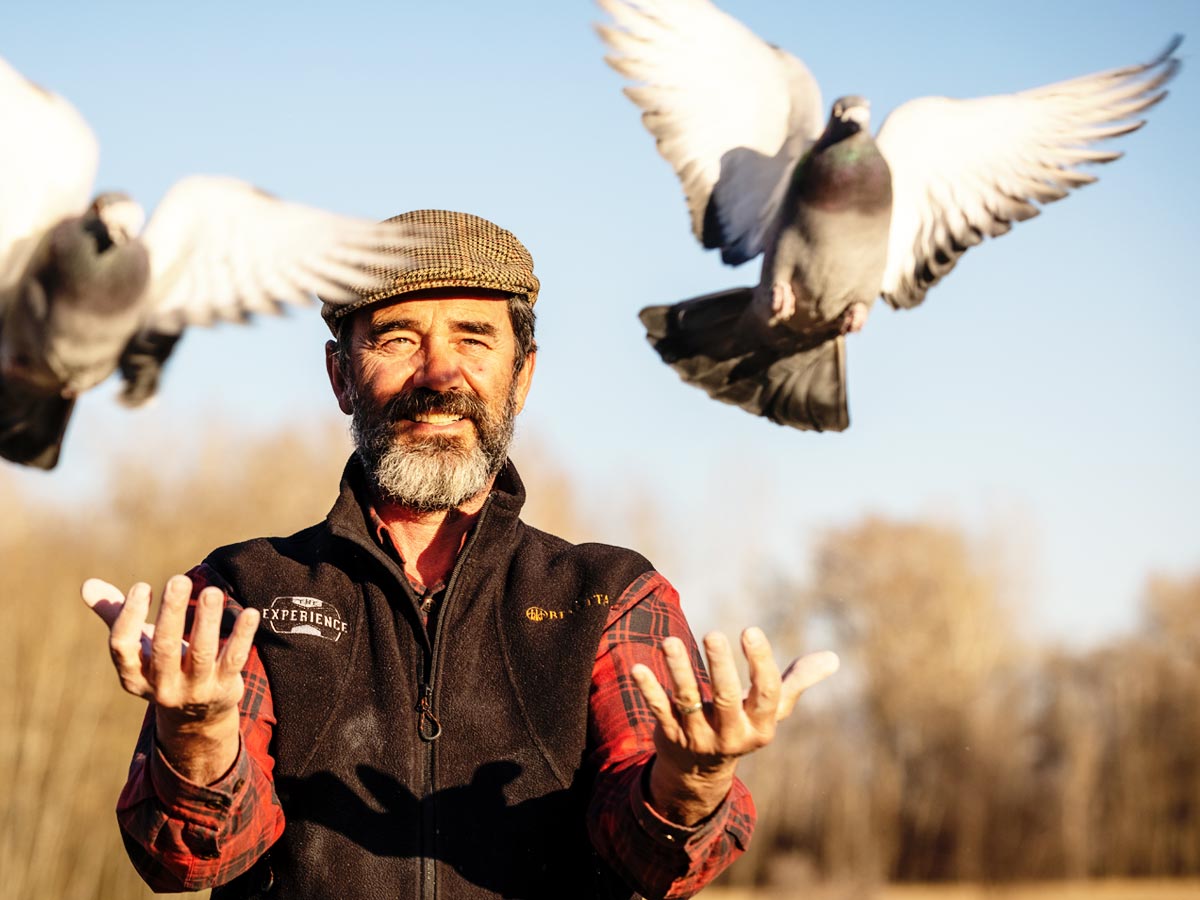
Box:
xmin=769 ymin=281 xmax=797 ymax=325
xmin=839 ymin=301 xmax=869 ymax=334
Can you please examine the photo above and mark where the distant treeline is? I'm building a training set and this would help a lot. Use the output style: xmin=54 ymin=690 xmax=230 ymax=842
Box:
xmin=0 ymin=423 xmax=1195 ymax=899
xmin=726 ymin=519 xmax=1200 ymax=889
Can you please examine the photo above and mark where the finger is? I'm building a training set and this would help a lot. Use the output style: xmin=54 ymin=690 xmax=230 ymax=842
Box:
xmin=741 ymin=627 xmax=782 ymax=727
xmin=217 ymin=607 xmax=261 ymax=680
xmin=108 ymin=582 xmax=153 ymax=696
xmin=186 ymin=586 xmax=224 ymax=677
xmin=703 ymin=632 xmax=745 ymax=733
xmin=661 ymin=636 xmax=702 ymax=710
xmin=777 ymin=651 xmax=841 ymax=719
xmin=86 ymin=578 xmax=157 ymax=650
xmin=150 ymin=576 xmax=190 ymax=684
xmin=630 ymin=662 xmax=683 ymax=744
xmin=109 ymin=582 xmax=150 ymax=651
xmin=81 ymin=577 xmax=127 ymax=627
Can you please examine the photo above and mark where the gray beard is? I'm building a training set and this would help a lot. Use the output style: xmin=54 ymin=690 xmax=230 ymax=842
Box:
xmin=349 ymin=383 xmax=517 ymax=513
xmin=366 ymin=434 xmax=496 ymax=512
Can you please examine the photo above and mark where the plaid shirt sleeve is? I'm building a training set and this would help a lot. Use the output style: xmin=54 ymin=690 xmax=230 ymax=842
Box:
xmin=115 ymin=564 xmax=285 ymax=892
xmin=587 ymin=571 xmax=756 ymax=900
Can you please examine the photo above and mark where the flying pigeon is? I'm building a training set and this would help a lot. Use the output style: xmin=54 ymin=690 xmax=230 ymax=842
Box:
xmin=0 ymin=54 xmax=425 ymax=470
xmin=596 ymin=0 xmax=1182 ymax=431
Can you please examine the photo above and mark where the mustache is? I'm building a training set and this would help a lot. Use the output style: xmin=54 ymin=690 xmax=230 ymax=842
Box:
xmin=382 ymin=388 xmax=489 ymax=424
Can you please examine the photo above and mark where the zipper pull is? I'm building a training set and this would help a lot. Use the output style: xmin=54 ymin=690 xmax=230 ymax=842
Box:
xmin=416 ymin=684 xmax=442 ymax=742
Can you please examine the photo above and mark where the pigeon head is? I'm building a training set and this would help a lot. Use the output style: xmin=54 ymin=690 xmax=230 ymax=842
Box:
xmin=827 ymin=95 xmax=871 ymax=137
xmin=88 ymin=192 xmax=145 ymax=248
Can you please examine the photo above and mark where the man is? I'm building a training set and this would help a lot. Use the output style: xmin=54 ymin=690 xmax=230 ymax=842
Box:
xmin=83 ymin=210 xmax=838 ymax=899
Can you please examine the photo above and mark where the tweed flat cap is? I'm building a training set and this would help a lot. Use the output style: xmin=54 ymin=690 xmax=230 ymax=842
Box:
xmin=320 ymin=209 xmax=539 ymax=332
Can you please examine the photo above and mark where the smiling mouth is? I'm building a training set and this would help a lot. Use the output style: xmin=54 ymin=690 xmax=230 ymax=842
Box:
xmin=408 ymin=412 xmax=465 ymax=426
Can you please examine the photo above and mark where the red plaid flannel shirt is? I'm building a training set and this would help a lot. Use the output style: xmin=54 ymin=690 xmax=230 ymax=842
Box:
xmin=117 ymin=552 xmax=754 ymax=898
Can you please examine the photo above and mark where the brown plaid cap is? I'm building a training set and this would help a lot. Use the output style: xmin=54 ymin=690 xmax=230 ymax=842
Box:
xmin=320 ymin=209 xmax=539 ymax=333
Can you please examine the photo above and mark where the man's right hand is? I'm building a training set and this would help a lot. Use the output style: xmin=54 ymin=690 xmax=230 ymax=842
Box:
xmin=82 ymin=574 xmax=260 ymax=785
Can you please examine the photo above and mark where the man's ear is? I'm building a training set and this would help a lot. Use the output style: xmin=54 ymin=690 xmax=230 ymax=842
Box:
xmin=326 ymin=340 xmax=355 ymax=415
xmin=512 ymin=351 xmax=536 ymax=415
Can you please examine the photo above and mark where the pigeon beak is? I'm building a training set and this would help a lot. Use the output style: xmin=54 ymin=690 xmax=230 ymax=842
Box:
xmin=842 ymin=104 xmax=871 ymax=129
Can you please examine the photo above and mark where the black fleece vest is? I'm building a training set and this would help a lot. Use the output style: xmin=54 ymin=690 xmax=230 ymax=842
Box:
xmin=207 ymin=459 xmax=651 ymax=900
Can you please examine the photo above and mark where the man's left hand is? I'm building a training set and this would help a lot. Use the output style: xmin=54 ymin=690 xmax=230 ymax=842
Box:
xmin=630 ymin=627 xmax=839 ymax=826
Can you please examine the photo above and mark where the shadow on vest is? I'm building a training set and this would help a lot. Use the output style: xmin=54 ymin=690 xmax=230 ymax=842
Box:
xmin=260 ymin=760 xmax=635 ymax=899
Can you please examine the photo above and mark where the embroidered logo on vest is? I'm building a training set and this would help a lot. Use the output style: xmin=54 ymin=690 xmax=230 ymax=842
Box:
xmin=524 ymin=593 xmax=611 ymax=622
xmin=264 ymin=596 xmax=348 ymax=641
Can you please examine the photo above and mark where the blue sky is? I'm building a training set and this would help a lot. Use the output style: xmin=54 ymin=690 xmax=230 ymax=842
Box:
xmin=5 ymin=1 xmax=1197 ymax=647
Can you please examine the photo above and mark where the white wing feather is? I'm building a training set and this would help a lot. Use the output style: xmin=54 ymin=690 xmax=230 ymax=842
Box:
xmin=596 ymin=0 xmax=823 ymax=264
xmin=140 ymin=175 xmax=422 ymax=333
xmin=0 ymin=55 xmax=98 ymax=290
xmin=877 ymin=37 xmax=1181 ymax=310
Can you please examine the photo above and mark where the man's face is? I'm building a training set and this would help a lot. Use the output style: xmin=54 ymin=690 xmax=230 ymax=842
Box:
xmin=327 ymin=293 xmax=535 ymax=511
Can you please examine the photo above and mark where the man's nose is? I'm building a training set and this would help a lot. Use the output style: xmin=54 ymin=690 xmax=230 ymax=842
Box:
xmin=412 ymin=340 xmax=464 ymax=391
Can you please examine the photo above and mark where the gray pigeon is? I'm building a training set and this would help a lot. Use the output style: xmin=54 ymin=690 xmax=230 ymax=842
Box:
xmin=0 ymin=55 xmax=425 ymax=469
xmin=597 ymin=0 xmax=1182 ymax=431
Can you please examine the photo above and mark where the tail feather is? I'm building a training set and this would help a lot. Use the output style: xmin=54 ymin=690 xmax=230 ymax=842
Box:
xmin=117 ymin=327 xmax=184 ymax=407
xmin=0 ymin=379 xmax=76 ymax=469
xmin=639 ymin=288 xmax=849 ymax=432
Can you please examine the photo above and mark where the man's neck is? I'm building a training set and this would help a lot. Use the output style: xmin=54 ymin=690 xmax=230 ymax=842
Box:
xmin=372 ymin=486 xmax=492 ymax=590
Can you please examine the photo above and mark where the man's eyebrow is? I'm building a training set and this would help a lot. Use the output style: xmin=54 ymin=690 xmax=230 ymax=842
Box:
xmin=450 ymin=320 xmax=499 ymax=338
xmin=369 ymin=317 xmax=419 ymax=337
xmin=367 ymin=317 xmax=500 ymax=339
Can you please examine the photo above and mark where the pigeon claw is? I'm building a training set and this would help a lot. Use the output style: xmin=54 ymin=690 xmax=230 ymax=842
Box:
xmin=839 ymin=301 xmax=869 ymax=335
xmin=769 ymin=281 xmax=797 ymax=325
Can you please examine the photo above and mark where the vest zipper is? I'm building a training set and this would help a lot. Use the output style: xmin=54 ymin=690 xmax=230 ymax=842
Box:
xmin=417 ymin=494 xmax=494 ymax=900
xmin=416 ymin=684 xmax=442 ymax=740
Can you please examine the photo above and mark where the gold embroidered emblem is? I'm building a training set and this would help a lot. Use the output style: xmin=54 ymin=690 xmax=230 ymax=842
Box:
xmin=525 ymin=594 xmax=612 ymax=623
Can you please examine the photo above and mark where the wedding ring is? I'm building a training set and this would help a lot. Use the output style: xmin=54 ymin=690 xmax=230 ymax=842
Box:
xmin=676 ymin=699 xmax=704 ymax=716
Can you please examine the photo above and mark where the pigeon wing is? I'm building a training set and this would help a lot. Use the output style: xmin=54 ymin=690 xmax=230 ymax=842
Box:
xmin=0 ymin=56 xmax=99 ymax=290
xmin=597 ymin=0 xmax=824 ymax=265
xmin=877 ymin=36 xmax=1181 ymax=310
xmin=139 ymin=175 xmax=422 ymax=333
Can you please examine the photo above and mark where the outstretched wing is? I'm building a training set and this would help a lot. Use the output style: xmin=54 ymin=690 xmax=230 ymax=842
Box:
xmin=0 ymin=55 xmax=98 ymax=290
xmin=877 ymin=36 xmax=1181 ymax=310
xmin=597 ymin=0 xmax=824 ymax=265
xmin=139 ymin=175 xmax=423 ymax=333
